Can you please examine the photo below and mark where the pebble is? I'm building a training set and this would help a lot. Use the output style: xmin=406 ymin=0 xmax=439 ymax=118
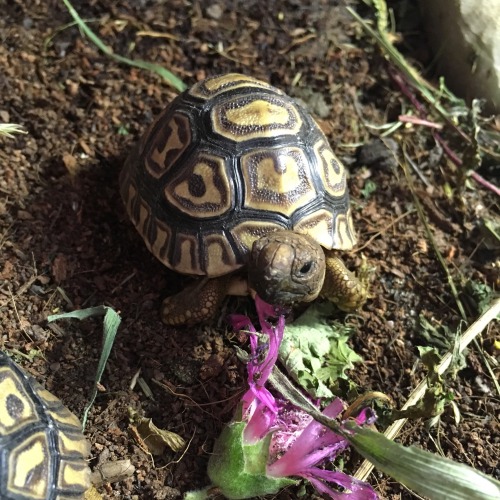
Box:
xmin=206 ymin=4 xmax=223 ymax=20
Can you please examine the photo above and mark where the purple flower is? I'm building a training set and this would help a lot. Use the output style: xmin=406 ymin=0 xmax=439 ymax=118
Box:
xmin=205 ymin=296 xmax=377 ymax=499
xmin=268 ymin=400 xmax=376 ymax=499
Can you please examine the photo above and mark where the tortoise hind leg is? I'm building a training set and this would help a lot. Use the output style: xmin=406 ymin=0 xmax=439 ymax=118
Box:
xmin=320 ymin=252 xmax=370 ymax=312
xmin=162 ymin=276 xmax=247 ymax=326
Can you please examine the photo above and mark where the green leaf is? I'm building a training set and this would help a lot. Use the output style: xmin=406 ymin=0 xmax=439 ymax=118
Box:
xmin=48 ymin=305 xmax=121 ymax=428
xmin=361 ymin=179 xmax=377 ymax=198
xmin=279 ymin=303 xmax=362 ymax=398
xmin=464 ymin=279 xmax=496 ymax=314
xmin=343 ymin=422 xmax=500 ymax=500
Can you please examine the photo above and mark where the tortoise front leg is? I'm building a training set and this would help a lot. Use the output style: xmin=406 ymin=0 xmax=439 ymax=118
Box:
xmin=320 ymin=252 xmax=369 ymax=312
xmin=161 ymin=275 xmax=248 ymax=326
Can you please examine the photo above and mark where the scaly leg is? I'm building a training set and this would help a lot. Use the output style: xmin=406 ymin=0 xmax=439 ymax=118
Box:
xmin=320 ymin=252 xmax=370 ymax=312
xmin=161 ymin=275 xmax=248 ymax=326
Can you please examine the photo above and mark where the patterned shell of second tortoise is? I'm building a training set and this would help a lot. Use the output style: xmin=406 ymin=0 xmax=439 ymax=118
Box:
xmin=0 ymin=352 xmax=90 ymax=500
xmin=120 ymin=73 xmax=366 ymax=325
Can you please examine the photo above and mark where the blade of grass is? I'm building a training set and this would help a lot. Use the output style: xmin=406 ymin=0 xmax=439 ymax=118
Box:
xmin=344 ymin=422 xmax=500 ymax=500
xmin=48 ymin=305 xmax=121 ymax=428
xmin=0 ymin=123 xmax=27 ymax=138
xmin=401 ymin=148 xmax=467 ymax=319
xmin=43 ymin=18 xmax=100 ymax=52
xmin=60 ymin=0 xmax=186 ymax=92
xmin=347 ymin=6 xmax=464 ymax=112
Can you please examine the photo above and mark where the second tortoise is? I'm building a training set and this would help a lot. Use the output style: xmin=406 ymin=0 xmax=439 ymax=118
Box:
xmin=0 ymin=352 xmax=90 ymax=500
xmin=120 ymin=73 xmax=368 ymax=325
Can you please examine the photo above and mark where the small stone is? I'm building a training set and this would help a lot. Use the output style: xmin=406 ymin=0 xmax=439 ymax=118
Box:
xmin=356 ymin=138 xmax=399 ymax=170
xmin=17 ymin=210 xmax=33 ymax=220
xmin=206 ymin=4 xmax=223 ymax=20
xmin=23 ymin=17 xmax=33 ymax=29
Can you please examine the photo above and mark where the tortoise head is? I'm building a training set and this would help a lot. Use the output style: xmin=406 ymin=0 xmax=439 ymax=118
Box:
xmin=248 ymin=230 xmax=326 ymax=305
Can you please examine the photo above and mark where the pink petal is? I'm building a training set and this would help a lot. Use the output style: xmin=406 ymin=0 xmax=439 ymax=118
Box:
xmin=254 ymin=295 xmax=279 ymax=329
xmin=245 ymin=384 xmax=277 ymax=414
xmin=228 ymin=314 xmax=257 ymax=332
xmin=267 ymin=399 xmax=350 ymax=477
xmin=278 ymin=401 xmax=344 ymax=455
xmin=354 ymin=407 xmax=377 ymax=426
xmin=302 ymin=468 xmax=378 ymax=500
xmin=244 ymin=401 xmax=277 ymax=443
xmin=323 ymin=399 xmax=345 ymax=418
xmin=268 ymin=438 xmax=348 ymax=477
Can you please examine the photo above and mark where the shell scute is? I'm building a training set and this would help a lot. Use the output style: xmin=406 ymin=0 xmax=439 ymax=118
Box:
xmin=0 ymin=353 xmax=90 ymax=500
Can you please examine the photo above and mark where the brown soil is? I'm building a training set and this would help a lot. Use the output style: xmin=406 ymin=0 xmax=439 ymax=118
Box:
xmin=1 ymin=1 xmax=498 ymax=499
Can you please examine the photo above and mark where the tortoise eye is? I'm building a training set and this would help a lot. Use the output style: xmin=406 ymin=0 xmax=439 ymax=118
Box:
xmin=299 ymin=261 xmax=313 ymax=274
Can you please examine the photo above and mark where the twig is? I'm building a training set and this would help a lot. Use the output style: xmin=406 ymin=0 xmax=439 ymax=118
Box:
xmin=469 ymin=171 xmax=500 ymax=197
xmin=403 ymin=150 xmax=432 ymax=188
xmin=398 ymin=115 xmax=443 ymax=130
xmin=355 ymin=210 xmax=413 ymax=252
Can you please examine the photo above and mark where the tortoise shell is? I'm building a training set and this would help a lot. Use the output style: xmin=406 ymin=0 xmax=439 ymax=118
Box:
xmin=120 ymin=73 xmax=356 ymax=277
xmin=0 ymin=352 xmax=90 ymax=500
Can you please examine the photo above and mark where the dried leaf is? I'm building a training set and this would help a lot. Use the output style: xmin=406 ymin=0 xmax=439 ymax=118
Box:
xmin=90 ymin=459 xmax=135 ymax=486
xmin=129 ymin=408 xmax=186 ymax=454
xmin=52 ymin=254 xmax=68 ymax=283
xmin=62 ymin=152 xmax=79 ymax=175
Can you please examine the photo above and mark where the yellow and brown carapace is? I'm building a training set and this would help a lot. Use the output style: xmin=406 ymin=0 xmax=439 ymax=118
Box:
xmin=0 ymin=352 xmax=90 ymax=500
xmin=120 ymin=73 xmax=365 ymax=325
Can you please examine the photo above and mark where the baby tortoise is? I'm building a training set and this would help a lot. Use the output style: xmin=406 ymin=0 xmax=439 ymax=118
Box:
xmin=120 ymin=73 xmax=368 ymax=325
